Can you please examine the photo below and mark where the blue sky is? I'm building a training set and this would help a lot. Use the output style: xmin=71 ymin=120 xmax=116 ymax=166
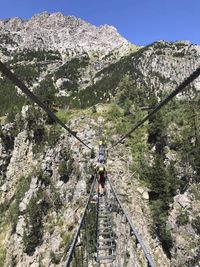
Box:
xmin=0 ymin=0 xmax=199 ymax=46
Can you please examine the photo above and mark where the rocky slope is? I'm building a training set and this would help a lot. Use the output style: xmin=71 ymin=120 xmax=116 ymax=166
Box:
xmin=126 ymin=40 xmax=200 ymax=92
xmin=107 ymin=144 xmax=170 ymax=267
xmin=1 ymin=13 xmax=200 ymax=109
xmin=89 ymin=40 xmax=200 ymax=100
xmin=0 ymin=106 xmax=97 ymax=266
xmin=0 ymin=104 xmax=172 ymax=267
xmin=168 ymin=186 xmax=200 ymax=267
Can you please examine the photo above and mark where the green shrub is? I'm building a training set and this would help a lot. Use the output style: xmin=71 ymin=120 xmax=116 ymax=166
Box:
xmin=56 ymin=109 xmax=73 ymax=123
xmin=47 ymin=126 xmax=62 ymax=147
xmin=150 ymin=199 xmax=172 ymax=256
xmin=74 ymin=165 xmax=82 ymax=181
xmin=0 ymin=33 xmax=17 ymax=45
xmin=52 ymin=191 xmax=63 ymax=213
xmin=58 ymin=161 xmax=67 ymax=177
xmin=90 ymin=148 xmax=95 ymax=159
xmin=9 ymin=175 xmax=32 ymax=232
xmin=32 ymin=127 xmax=47 ymax=154
xmin=176 ymin=212 xmax=189 ymax=226
xmin=145 ymin=155 xmax=178 ymax=257
xmin=23 ymin=190 xmax=48 ymax=255
xmin=92 ymin=105 xmax=97 ymax=113
xmin=106 ymin=103 xmax=123 ymax=121
xmin=54 ymin=56 xmax=89 ymax=81
xmin=60 ymin=232 xmax=72 ymax=256
xmin=192 ymin=216 xmax=200 ymax=234
xmin=5 ymin=106 xmax=19 ymax=123
xmin=50 ymin=251 xmax=62 ymax=264
xmin=0 ymin=201 xmax=10 ymax=225
xmin=173 ymin=52 xmax=185 ymax=57
xmin=0 ymin=247 xmax=6 ymax=267
xmin=0 ymin=78 xmax=25 ymax=117
xmin=37 ymin=172 xmax=51 ymax=186
xmin=58 ymin=159 xmax=73 ymax=183
xmin=11 ymin=49 xmax=61 ymax=63
xmin=34 ymin=77 xmax=56 ymax=107
xmin=12 ymin=65 xmax=41 ymax=86
xmin=185 ymin=243 xmax=200 ymax=267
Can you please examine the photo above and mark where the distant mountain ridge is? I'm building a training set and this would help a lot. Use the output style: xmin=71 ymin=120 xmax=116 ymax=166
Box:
xmin=92 ymin=40 xmax=200 ymax=97
xmin=0 ymin=12 xmax=132 ymax=57
xmin=0 ymin=12 xmax=136 ymax=109
xmin=1 ymin=12 xmax=200 ymax=110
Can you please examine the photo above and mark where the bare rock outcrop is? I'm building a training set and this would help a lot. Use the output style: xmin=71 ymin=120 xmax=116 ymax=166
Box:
xmin=0 ymin=12 xmax=132 ymax=62
xmin=168 ymin=187 xmax=200 ymax=267
xmin=1 ymin=111 xmax=96 ymax=267
xmin=128 ymin=41 xmax=200 ymax=93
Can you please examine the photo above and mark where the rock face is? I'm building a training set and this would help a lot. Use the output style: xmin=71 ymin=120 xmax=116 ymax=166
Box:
xmin=92 ymin=40 xmax=200 ymax=101
xmin=108 ymin=147 xmax=170 ymax=267
xmin=0 ymin=109 xmax=96 ymax=267
xmin=129 ymin=41 xmax=200 ymax=92
xmin=168 ymin=187 xmax=200 ymax=267
xmin=0 ymin=12 xmax=131 ymax=56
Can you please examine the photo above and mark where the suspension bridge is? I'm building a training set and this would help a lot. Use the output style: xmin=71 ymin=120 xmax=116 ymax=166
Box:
xmin=0 ymin=61 xmax=200 ymax=266
xmin=64 ymin=126 xmax=156 ymax=267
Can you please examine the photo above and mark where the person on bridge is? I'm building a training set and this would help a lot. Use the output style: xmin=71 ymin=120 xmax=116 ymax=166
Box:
xmin=97 ymin=164 xmax=107 ymax=196
xmin=99 ymin=140 xmax=106 ymax=150
xmin=98 ymin=139 xmax=106 ymax=163
xmin=99 ymin=140 xmax=103 ymax=147
xmin=98 ymin=152 xmax=105 ymax=164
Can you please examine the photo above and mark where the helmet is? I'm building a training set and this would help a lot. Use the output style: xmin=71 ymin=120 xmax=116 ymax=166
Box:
xmin=99 ymin=140 xmax=103 ymax=145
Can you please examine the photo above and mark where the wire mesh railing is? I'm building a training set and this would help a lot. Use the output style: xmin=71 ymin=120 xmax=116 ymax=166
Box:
xmin=65 ymin=177 xmax=97 ymax=267
xmin=106 ymin=177 xmax=156 ymax=267
xmin=66 ymin=176 xmax=156 ymax=267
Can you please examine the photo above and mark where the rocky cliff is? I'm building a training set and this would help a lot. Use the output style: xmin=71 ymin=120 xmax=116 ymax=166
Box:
xmin=127 ymin=40 xmax=200 ymax=92
xmin=89 ymin=40 xmax=200 ymax=98
xmin=0 ymin=12 xmax=131 ymax=57
xmin=0 ymin=106 xmax=97 ymax=266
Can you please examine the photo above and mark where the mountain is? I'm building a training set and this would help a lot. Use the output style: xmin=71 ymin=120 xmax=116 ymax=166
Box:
xmin=87 ymin=40 xmax=200 ymax=99
xmin=0 ymin=12 xmax=131 ymax=56
xmin=1 ymin=12 xmax=200 ymax=111
xmin=0 ymin=12 xmax=137 ymax=115
xmin=0 ymin=12 xmax=200 ymax=267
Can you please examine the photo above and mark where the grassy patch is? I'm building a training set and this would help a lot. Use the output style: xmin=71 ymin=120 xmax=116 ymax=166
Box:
xmin=0 ymin=224 xmax=8 ymax=267
xmin=9 ymin=174 xmax=32 ymax=232
xmin=60 ymin=232 xmax=73 ymax=256
xmin=56 ymin=109 xmax=74 ymax=123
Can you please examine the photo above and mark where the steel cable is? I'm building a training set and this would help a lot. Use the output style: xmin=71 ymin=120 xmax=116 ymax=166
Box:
xmin=0 ymin=61 xmax=91 ymax=150
xmin=65 ymin=177 xmax=96 ymax=266
xmin=111 ymin=66 xmax=200 ymax=149
xmin=108 ymin=177 xmax=156 ymax=267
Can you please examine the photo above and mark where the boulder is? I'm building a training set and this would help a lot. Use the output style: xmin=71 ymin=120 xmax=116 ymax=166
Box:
xmin=142 ymin=191 xmax=149 ymax=200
